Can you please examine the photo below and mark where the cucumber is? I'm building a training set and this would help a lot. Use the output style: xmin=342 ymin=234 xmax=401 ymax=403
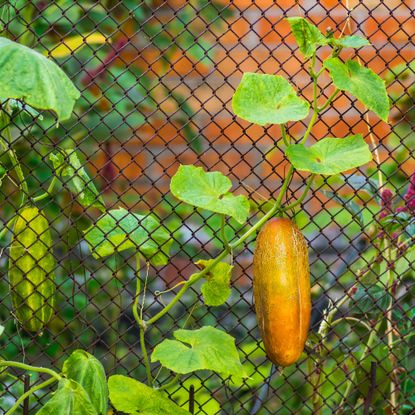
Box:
xmin=9 ymin=207 xmax=55 ymax=333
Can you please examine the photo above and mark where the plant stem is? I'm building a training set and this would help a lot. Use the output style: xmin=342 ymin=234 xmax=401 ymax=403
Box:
xmin=385 ymin=241 xmax=397 ymax=414
xmin=6 ymin=376 xmax=58 ymax=415
xmin=336 ymin=320 xmax=382 ymax=414
xmin=220 ymin=215 xmax=231 ymax=252
xmin=282 ymin=174 xmax=315 ymax=212
xmin=330 ymin=316 xmax=372 ymax=333
xmin=158 ymin=373 xmax=181 ymax=391
xmin=301 ymin=56 xmax=320 ymax=145
xmin=318 ymin=89 xmax=340 ymax=113
xmin=1 ymin=121 xmax=29 ymax=203
xmin=0 ymin=361 xmax=61 ymax=380
xmin=32 ymin=176 xmax=59 ymax=202
xmin=388 ymin=331 xmax=415 ymax=347
xmin=139 ymin=326 xmax=153 ymax=386
xmin=280 ymin=124 xmax=289 ymax=146
xmin=0 ymin=216 xmax=16 ymax=241
xmin=146 ymin=166 xmax=295 ymax=326
xmin=132 ymin=254 xmax=153 ymax=386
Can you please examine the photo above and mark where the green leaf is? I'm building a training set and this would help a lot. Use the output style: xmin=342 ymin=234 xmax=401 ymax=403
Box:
xmin=35 ymin=379 xmax=98 ymax=415
xmin=50 ymin=149 xmax=105 ymax=211
xmin=83 ymin=207 xmax=172 ymax=266
xmin=285 ymin=135 xmax=372 ymax=175
xmin=195 ymin=259 xmax=233 ymax=306
xmin=232 ymin=72 xmax=310 ymax=126
xmin=286 ymin=17 xmax=327 ymax=57
xmin=324 ymin=58 xmax=389 ymax=121
xmin=350 ymin=285 xmax=391 ymax=318
xmin=151 ymin=326 xmax=246 ymax=378
xmin=62 ymin=350 xmax=108 ymax=415
xmin=331 ymin=35 xmax=370 ymax=48
xmin=108 ymin=375 xmax=190 ymax=415
xmin=0 ymin=37 xmax=80 ymax=121
xmin=170 ymin=164 xmax=249 ymax=224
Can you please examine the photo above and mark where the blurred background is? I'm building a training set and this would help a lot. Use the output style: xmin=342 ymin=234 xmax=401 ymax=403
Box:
xmin=0 ymin=0 xmax=414 ymax=413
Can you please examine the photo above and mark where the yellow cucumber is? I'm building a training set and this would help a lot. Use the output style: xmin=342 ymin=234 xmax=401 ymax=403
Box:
xmin=8 ymin=207 xmax=55 ymax=333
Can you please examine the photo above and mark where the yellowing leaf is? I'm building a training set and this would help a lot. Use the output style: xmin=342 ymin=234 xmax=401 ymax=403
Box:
xmin=47 ymin=34 xmax=108 ymax=58
xmin=195 ymin=259 xmax=233 ymax=306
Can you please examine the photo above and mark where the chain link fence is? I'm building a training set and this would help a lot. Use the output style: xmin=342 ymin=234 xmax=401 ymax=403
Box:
xmin=0 ymin=0 xmax=414 ymax=413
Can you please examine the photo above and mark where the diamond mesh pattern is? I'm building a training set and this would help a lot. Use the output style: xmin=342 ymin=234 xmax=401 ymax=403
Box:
xmin=0 ymin=1 xmax=414 ymax=414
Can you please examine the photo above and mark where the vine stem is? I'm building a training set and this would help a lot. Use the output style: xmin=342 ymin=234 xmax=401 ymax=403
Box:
xmin=0 ymin=361 xmax=61 ymax=380
xmin=280 ymin=124 xmax=289 ymax=146
xmin=132 ymin=254 xmax=153 ymax=386
xmin=336 ymin=320 xmax=382 ymax=414
xmin=158 ymin=373 xmax=180 ymax=391
xmin=220 ymin=215 xmax=231 ymax=252
xmin=385 ymin=242 xmax=397 ymax=413
xmin=283 ymin=174 xmax=315 ymax=212
xmin=32 ymin=175 xmax=59 ymax=202
xmin=330 ymin=316 xmax=372 ymax=333
xmin=0 ymin=119 xmax=29 ymax=203
xmin=146 ymin=166 xmax=295 ymax=326
xmin=318 ymin=89 xmax=340 ymax=113
xmin=6 ymin=377 xmax=58 ymax=415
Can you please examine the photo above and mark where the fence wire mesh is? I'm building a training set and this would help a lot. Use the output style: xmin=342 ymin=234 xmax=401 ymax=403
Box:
xmin=0 ymin=0 xmax=414 ymax=414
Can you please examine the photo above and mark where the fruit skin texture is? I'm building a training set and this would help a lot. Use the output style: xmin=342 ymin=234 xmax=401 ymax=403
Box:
xmin=253 ymin=217 xmax=311 ymax=366
xmin=9 ymin=207 xmax=55 ymax=333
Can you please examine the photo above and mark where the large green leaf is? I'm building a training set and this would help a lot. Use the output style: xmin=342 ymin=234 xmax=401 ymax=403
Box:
xmin=151 ymin=326 xmax=246 ymax=378
xmin=50 ymin=149 xmax=105 ymax=212
xmin=195 ymin=259 xmax=233 ymax=306
xmin=108 ymin=375 xmax=190 ymax=415
xmin=286 ymin=17 xmax=327 ymax=57
xmin=0 ymin=37 xmax=80 ymax=121
xmin=170 ymin=164 xmax=249 ymax=224
xmin=83 ymin=208 xmax=172 ymax=265
xmin=62 ymin=350 xmax=108 ymax=415
xmin=324 ymin=58 xmax=389 ymax=121
xmin=35 ymin=379 xmax=98 ymax=415
xmin=285 ymin=135 xmax=372 ymax=175
xmin=232 ymin=73 xmax=309 ymax=125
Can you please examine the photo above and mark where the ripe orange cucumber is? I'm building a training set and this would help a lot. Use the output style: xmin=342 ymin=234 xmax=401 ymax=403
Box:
xmin=253 ymin=217 xmax=311 ymax=366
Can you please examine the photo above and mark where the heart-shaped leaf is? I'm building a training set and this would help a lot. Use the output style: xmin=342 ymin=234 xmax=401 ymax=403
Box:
xmin=108 ymin=375 xmax=190 ymax=415
xmin=62 ymin=350 xmax=108 ymax=415
xmin=232 ymin=73 xmax=309 ymax=126
xmin=286 ymin=17 xmax=327 ymax=57
xmin=151 ymin=326 xmax=246 ymax=378
xmin=170 ymin=164 xmax=249 ymax=224
xmin=84 ymin=208 xmax=172 ymax=265
xmin=324 ymin=58 xmax=389 ymax=121
xmin=35 ymin=379 xmax=97 ymax=415
xmin=285 ymin=135 xmax=372 ymax=175
xmin=0 ymin=37 xmax=80 ymax=121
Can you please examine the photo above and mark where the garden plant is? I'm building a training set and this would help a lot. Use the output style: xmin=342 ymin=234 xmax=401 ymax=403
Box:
xmin=0 ymin=11 xmax=412 ymax=415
